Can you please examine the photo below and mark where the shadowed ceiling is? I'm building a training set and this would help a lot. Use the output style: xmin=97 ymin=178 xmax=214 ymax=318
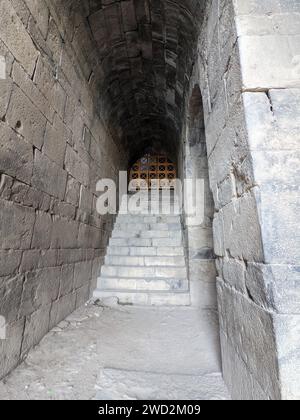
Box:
xmin=60 ymin=0 xmax=205 ymax=160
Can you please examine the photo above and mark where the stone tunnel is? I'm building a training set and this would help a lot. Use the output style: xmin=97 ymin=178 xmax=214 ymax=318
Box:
xmin=0 ymin=0 xmax=299 ymax=400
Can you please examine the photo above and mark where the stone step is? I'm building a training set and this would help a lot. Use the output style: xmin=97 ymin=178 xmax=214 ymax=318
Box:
xmin=105 ymin=255 xmax=185 ymax=267
xmin=107 ymin=246 xmax=185 ymax=257
xmin=93 ymin=289 xmax=191 ymax=306
xmin=109 ymin=238 xmax=152 ymax=247
xmin=98 ymin=276 xmax=189 ymax=292
xmin=112 ymin=230 xmax=182 ymax=239
xmin=101 ymin=265 xmax=187 ymax=279
xmin=114 ymin=223 xmax=181 ymax=232
xmin=116 ymin=215 xmax=181 ymax=224
xmin=109 ymin=237 xmax=183 ymax=247
xmin=152 ymin=238 xmax=183 ymax=247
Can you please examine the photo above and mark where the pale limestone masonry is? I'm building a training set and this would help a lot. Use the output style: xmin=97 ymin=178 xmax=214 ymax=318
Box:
xmin=0 ymin=0 xmax=299 ymax=400
xmin=94 ymin=196 xmax=190 ymax=306
xmin=0 ymin=0 xmax=126 ymax=380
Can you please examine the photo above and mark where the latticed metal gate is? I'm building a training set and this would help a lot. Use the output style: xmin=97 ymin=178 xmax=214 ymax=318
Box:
xmin=129 ymin=154 xmax=177 ymax=190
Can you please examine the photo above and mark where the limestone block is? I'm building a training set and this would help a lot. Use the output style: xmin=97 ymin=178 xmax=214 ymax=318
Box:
xmin=221 ymin=258 xmax=247 ymax=294
xmin=217 ymin=278 xmax=281 ymax=399
xmin=20 ymin=267 xmax=61 ymax=316
xmin=0 ymin=0 xmax=38 ymax=76
xmin=46 ymin=17 xmax=63 ymax=63
xmin=11 ymin=60 xmax=55 ymax=124
xmin=0 ymin=274 xmax=23 ymax=323
xmin=221 ymin=190 xmax=264 ymax=262
xmin=50 ymin=81 xmax=67 ymax=119
xmin=65 ymin=145 xmax=90 ymax=187
xmin=257 ymin=189 xmax=300 ymax=264
xmin=43 ymin=114 xmax=69 ymax=166
xmin=10 ymin=0 xmax=31 ymax=26
xmin=0 ymin=250 xmax=22 ymax=277
xmin=51 ymin=217 xmax=79 ymax=249
xmin=0 ymin=71 xmax=12 ymax=120
xmin=60 ymin=264 xmax=75 ymax=297
xmin=31 ymin=211 xmax=53 ymax=249
xmin=79 ymin=185 xmax=93 ymax=213
xmin=74 ymin=261 xmax=92 ymax=290
xmin=75 ymin=283 xmax=90 ymax=309
xmin=0 ymin=122 xmax=33 ymax=184
xmin=32 ymin=150 xmax=67 ymax=199
xmin=0 ymin=199 xmax=35 ymax=250
xmin=6 ymin=86 xmax=46 ymax=150
xmin=49 ymin=292 xmax=76 ymax=330
xmin=65 ymin=175 xmax=81 ymax=207
xmin=20 ymin=249 xmax=57 ymax=273
xmin=243 ymin=90 xmax=300 ymax=151
xmin=233 ymin=0 xmax=282 ymax=16
xmin=22 ymin=304 xmax=51 ymax=354
xmin=220 ymin=330 xmax=272 ymax=400
xmin=274 ymin=313 xmax=300 ymax=400
xmin=24 ymin=0 xmax=49 ymax=38
xmin=57 ymin=249 xmax=86 ymax=266
xmin=0 ymin=319 xmax=24 ymax=380
xmin=246 ymin=263 xmax=300 ymax=314
xmin=212 ymin=211 xmax=225 ymax=257
xmin=238 ymin=34 xmax=300 ymax=89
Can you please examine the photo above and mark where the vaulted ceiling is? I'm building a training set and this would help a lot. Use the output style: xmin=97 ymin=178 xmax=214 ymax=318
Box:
xmin=62 ymin=0 xmax=205 ymax=160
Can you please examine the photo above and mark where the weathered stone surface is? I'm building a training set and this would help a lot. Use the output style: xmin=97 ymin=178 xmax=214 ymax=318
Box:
xmin=0 ymin=274 xmax=24 ymax=323
xmin=0 ymin=251 xmax=22 ymax=277
xmin=32 ymin=150 xmax=67 ymax=199
xmin=0 ymin=199 xmax=35 ymax=250
xmin=6 ymin=86 xmax=46 ymax=150
xmin=0 ymin=0 xmax=38 ymax=75
xmin=49 ymin=292 xmax=76 ymax=329
xmin=60 ymin=264 xmax=74 ymax=297
xmin=20 ymin=249 xmax=57 ymax=273
xmin=217 ymin=278 xmax=281 ymax=400
xmin=31 ymin=211 xmax=53 ymax=249
xmin=245 ymin=263 xmax=300 ymax=314
xmin=20 ymin=267 xmax=61 ymax=316
xmin=0 ymin=319 xmax=25 ymax=379
xmin=0 ymin=122 xmax=33 ymax=184
xmin=51 ymin=217 xmax=79 ymax=249
xmin=74 ymin=261 xmax=92 ymax=290
xmin=22 ymin=304 xmax=51 ymax=354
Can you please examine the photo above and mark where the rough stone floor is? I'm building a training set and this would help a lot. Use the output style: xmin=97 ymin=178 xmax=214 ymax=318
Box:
xmin=0 ymin=301 xmax=230 ymax=400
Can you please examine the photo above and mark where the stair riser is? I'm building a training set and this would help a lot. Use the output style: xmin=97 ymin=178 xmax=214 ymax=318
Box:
xmin=112 ymin=230 xmax=182 ymax=239
xmin=117 ymin=216 xmax=181 ymax=224
xmin=107 ymin=246 xmax=184 ymax=257
xmin=105 ymin=255 xmax=185 ymax=267
xmin=93 ymin=290 xmax=191 ymax=307
xmin=101 ymin=266 xmax=187 ymax=279
xmin=114 ymin=223 xmax=181 ymax=232
xmin=109 ymin=238 xmax=183 ymax=247
xmin=99 ymin=277 xmax=189 ymax=292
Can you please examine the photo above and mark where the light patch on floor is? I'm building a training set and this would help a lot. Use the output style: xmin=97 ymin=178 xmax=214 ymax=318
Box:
xmin=0 ymin=302 xmax=230 ymax=400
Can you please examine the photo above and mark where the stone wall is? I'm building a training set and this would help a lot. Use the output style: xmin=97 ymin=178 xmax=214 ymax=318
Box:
xmin=193 ymin=0 xmax=300 ymax=400
xmin=0 ymin=0 xmax=125 ymax=379
xmin=181 ymin=84 xmax=216 ymax=309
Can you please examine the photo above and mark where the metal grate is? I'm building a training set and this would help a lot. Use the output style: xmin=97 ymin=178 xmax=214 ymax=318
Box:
xmin=129 ymin=154 xmax=176 ymax=190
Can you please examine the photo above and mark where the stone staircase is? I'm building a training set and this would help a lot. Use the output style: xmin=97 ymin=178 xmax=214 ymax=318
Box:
xmin=94 ymin=194 xmax=190 ymax=306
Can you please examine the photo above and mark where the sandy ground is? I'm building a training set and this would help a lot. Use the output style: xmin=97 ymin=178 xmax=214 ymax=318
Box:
xmin=0 ymin=301 xmax=230 ymax=400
